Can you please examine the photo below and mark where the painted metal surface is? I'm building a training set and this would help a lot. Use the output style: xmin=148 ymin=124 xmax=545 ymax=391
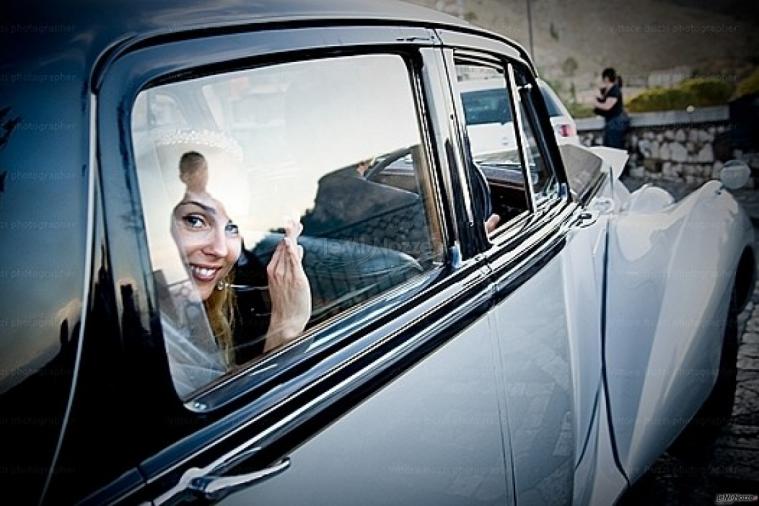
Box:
xmin=1 ymin=0 xmax=756 ymax=503
xmin=605 ymin=179 xmax=754 ymax=482
xmin=218 ymin=314 xmax=513 ymax=506
xmin=491 ymin=255 xmax=576 ymax=504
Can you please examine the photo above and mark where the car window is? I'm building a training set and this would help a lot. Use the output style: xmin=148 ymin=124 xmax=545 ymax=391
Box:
xmin=539 ymin=85 xmax=563 ymax=117
xmin=455 ymin=61 xmax=561 ymax=232
xmin=130 ymin=54 xmax=444 ymax=399
xmin=455 ymin=64 xmax=528 ymax=226
xmin=513 ymin=69 xmax=560 ymax=201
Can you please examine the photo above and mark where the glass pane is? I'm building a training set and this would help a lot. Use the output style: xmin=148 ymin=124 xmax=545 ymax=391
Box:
xmin=515 ymin=71 xmax=559 ymax=201
xmin=131 ymin=54 xmax=444 ymax=398
xmin=456 ymin=63 xmax=528 ymax=227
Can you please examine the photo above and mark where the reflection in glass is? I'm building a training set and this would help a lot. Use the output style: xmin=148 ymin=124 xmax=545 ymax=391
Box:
xmin=132 ymin=54 xmax=444 ymax=398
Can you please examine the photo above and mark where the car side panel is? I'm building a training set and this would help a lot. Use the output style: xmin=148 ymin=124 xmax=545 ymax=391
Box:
xmin=489 ymin=253 xmax=576 ymax=505
xmin=605 ymin=180 xmax=753 ymax=481
xmin=0 ymin=49 xmax=90 ymax=504
xmin=218 ymin=315 xmax=513 ymax=506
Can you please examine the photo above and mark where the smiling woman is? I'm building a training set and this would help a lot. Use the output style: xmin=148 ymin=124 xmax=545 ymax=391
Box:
xmin=142 ymin=131 xmax=312 ymax=397
xmin=169 ymin=149 xmax=243 ymax=382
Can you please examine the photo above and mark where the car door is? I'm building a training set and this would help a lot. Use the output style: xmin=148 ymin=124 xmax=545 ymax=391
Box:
xmin=0 ymin=64 xmax=86 ymax=505
xmin=439 ymin=31 xmax=629 ymax=505
xmin=602 ymin=161 xmax=735 ymax=481
xmin=57 ymin=25 xmax=517 ymax=506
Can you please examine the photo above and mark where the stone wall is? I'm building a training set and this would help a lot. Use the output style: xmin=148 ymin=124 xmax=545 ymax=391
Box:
xmin=575 ymin=106 xmax=757 ymax=190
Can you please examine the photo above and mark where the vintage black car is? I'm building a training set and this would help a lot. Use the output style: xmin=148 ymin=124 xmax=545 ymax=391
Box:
xmin=1 ymin=0 xmax=755 ymax=505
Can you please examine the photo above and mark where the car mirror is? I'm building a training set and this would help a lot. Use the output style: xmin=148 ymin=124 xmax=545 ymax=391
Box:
xmin=720 ymin=160 xmax=751 ymax=190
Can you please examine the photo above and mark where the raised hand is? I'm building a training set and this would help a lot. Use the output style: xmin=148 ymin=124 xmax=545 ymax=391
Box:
xmin=263 ymin=219 xmax=312 ymax=352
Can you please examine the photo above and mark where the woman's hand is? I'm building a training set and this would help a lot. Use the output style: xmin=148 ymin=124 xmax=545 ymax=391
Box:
xmin=484 ymin=213 xmax=501 ymax=235
xmin=264 ymin=219 xmax=312 ymax=352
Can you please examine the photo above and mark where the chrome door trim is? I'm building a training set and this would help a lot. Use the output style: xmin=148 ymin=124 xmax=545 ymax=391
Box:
xmin=487 ymin=201 xmax=578 ymax=290
xmin=138 ymin=260 xmax=496 ymax=501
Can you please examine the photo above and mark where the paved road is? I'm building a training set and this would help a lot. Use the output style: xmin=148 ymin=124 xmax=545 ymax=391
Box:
xmin=616 ymin=182 xmax=759 ymax=505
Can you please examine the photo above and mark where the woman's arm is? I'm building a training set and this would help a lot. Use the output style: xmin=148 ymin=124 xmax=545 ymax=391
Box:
xmin=594 ymin=95 xmax=618 ymax=111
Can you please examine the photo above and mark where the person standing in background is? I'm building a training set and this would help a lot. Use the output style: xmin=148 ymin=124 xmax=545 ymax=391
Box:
xmin=593 ymin=67 xmax=629 ymax=149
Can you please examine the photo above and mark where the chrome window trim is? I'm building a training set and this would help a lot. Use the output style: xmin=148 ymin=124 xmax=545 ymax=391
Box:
xmin=411 ymin=51 xmax=451 ymax=256
xmin=440 ymin=49 xmax=475 ymax=229
xmin=435 ymin=28 xmax=527 ymax=70
xmin=487 ymin=200 xmax=577 ymax=284
xmin=488 ymin=194 xmax=569 ymax=249
xmin=141 ymin=257 xmax=495 ymax=488
xmin=487 ymin=209 xmax=532 ymax=245
xmin=419 ymin=46 xmax=461 ymax=252
xmin=506 ymin=62 xmax=538 ymax=213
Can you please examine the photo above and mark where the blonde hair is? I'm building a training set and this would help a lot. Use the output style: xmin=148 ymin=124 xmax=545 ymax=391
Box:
xmin=204 ymin=273 xmax=237 ymax=365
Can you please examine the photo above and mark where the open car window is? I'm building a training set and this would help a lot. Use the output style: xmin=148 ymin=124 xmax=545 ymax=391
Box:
xmin=454 ymin=60 xmax=561 ymax=233
xmin=130 ymin=54 xmax=445 ymax=399
xmin=455 ymin=64 xmax=528 ymax=225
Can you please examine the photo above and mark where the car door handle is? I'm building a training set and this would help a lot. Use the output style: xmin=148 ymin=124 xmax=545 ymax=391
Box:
xmin=188 ymin=457 xmax=291 ymax=501
xmin=155 ymin=447 xmax=291 ymax=505
xmin=572 ymin=210 xmax=599 ymax=228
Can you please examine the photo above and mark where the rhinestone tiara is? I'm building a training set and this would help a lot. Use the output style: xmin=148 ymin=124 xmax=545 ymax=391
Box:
xmin=154 ymin=129 xmax=244 ymax=162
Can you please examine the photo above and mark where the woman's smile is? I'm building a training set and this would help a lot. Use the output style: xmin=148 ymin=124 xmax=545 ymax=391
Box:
xmin=172 ymin=191 xmax=242 ymax=301
xmin=189 ymin=263 xmax=223 ymax=283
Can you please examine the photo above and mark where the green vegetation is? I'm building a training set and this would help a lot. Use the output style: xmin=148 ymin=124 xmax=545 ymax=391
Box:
xmin=542 ymin=76 xmax=593 ymax=118
xmin=733 ymin=67 xmax=759 ymax=99
xmin=567 ymin=102 xmax=595 ymax=118
xmin=627 ymin=77 xmax=734 ymax=112
xmin=464 ymin=10 xmax=478 ymax=23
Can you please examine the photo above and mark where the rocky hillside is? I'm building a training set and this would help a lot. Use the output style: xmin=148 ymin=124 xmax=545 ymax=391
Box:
xmin=403 ymin=0 xmax=759 ymax=102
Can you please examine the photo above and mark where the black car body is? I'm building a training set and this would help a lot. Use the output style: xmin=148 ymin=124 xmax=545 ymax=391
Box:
xmin=1 ymin=1 xmax=754 ymax=505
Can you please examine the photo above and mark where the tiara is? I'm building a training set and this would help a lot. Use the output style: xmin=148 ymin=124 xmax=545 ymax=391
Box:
xmin=155 ymin=129 xmax=244 ymax=162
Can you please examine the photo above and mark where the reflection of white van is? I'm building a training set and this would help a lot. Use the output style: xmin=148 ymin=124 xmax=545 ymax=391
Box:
xmin=459 ymin=79 xmax=516 ymax=156
xmin=459 ymin=78 xmax=579 ymax=157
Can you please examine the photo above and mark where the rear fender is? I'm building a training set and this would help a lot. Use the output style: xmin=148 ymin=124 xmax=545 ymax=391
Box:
xmin=604 ymin=180 xmax=753 ymax=481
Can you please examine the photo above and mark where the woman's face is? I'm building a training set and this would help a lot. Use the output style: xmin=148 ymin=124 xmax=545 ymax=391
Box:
xmin=172 ymin=190 xmax=242 ymax=301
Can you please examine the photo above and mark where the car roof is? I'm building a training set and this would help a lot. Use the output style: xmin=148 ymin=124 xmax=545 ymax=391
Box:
xmin=2 ymin=0 xmax=528 ymax=78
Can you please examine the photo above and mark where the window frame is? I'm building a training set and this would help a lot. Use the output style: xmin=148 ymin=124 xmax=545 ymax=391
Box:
xmin=510 ymin=63 xmax=566 ymax=206
xmin=97 ymin=26 xmax=467 ymax=414
xmin=440 ymin=36 xmax=572 ymax=253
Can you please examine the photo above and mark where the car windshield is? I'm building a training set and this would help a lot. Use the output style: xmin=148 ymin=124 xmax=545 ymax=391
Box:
xmin=461 ymin=89 xmax=513 ymax=125
xmin=539 ymin=86 xmax=563 ymax=117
